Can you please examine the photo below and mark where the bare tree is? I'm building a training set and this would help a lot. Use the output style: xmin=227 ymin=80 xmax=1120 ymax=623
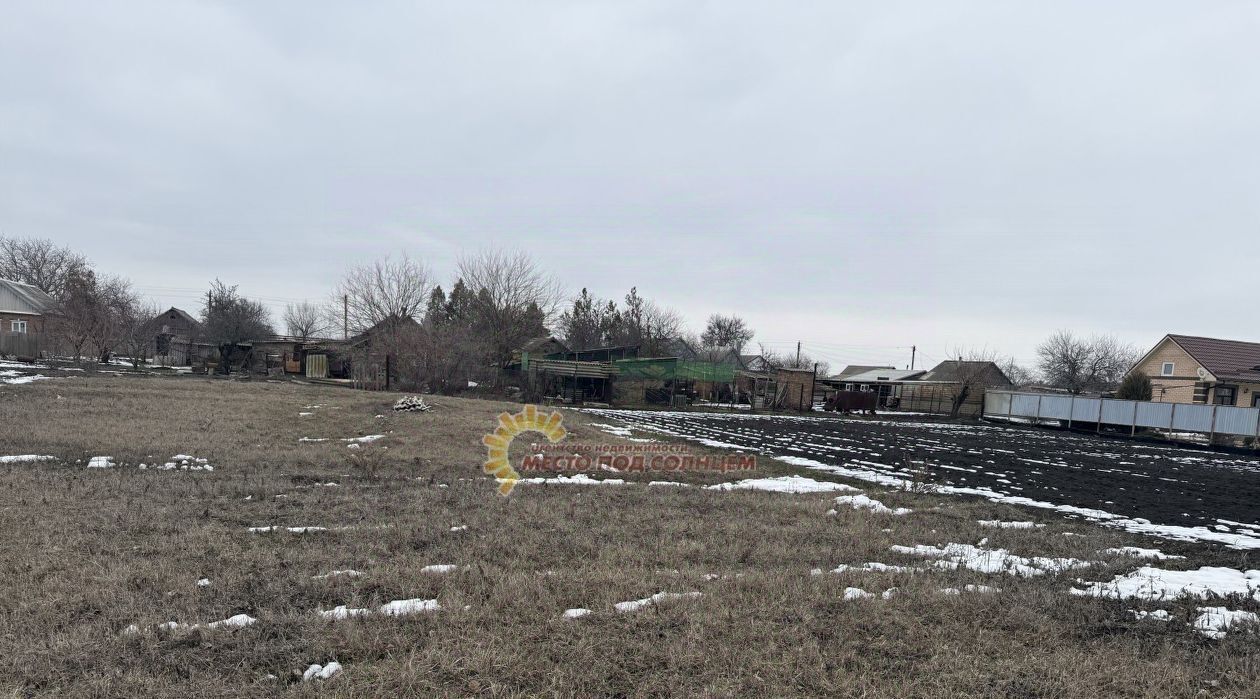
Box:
xmin=283 ymin=301 xmax=329 ymax=341
xmin=944 ymin=349 xmax=1003 ymax=418
xmin=119 ymin=300 xmax=161 ymax=368
xmin=1036 ymin=330 xmax=1137 ymax=394
xmin=997 ymin=356 xmax=1037 ymax=387
xmin=50 ymin=269 xmax=136 ymax=362
xmin=202 ymin=280 xmax=274 ymax=373
xmin=617 ymin=287 xmax=683 ymax=356
xmin=0 ymin=236 xmax=90 ymax=299
xmin=700 ymin=314 xmax=753 ymax=354
xmin=457 ymin=249 xmax=563 ymax=366
xmin=332 ymin=254 xmax=432 ymax=337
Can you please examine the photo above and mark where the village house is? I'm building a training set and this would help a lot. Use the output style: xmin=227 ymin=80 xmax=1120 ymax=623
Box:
xmin=1129 ymin=334 xmax=1260 ymax=407
xmin=0 ymin=278 xmax=56 ymax=356
xmin=147 ymin=307 xmax=210 ymax=366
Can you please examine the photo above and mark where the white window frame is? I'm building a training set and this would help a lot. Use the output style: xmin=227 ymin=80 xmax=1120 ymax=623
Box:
xmin=9 ymin=320 xmax=27 ymax=334
xmin=1161 ymin=362 xmax=1175 ymax=376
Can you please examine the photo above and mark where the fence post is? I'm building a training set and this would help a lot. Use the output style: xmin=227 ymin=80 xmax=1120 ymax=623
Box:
xmin=1168 ymin=403 xmax=1176 ymax=442
xmin=1035 ymin=395 xmax=1042 ymax=424
xmin=1130 ymin=401 xmax=1137 ymax=437
xmin=1068 ymin=395 xmax=1075 ymax=430
xmin=1006 ymin=391 xmax=1013 ymax=422
xmin=1209 ymin=405 xmax=1218 ymax=445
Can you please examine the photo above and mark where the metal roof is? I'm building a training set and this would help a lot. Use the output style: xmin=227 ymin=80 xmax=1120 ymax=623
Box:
xmin=0 ymin=278 xmax=56 ymax=315
xmin=840 ymin=368 xmax=926 ymax=383
xmin=1166 ymin=334 xmax=1260 ymax=383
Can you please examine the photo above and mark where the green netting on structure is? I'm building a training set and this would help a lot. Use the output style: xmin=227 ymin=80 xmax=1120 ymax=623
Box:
xmin=613 ymin=358 xmax=736 ymax=383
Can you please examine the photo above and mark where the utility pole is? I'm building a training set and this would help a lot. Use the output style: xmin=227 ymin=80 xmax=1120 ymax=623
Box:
xmin=910 ymin=345 xmax=916 ymax=370
xmin=343 ymin=295 xmax=349 ymax=340
xmin=796 ymin=341 xmax=801 ymax=365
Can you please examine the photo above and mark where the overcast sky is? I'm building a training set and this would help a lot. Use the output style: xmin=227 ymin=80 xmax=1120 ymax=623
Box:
xmin=2 ymin=1 xmax=1258 ymax=370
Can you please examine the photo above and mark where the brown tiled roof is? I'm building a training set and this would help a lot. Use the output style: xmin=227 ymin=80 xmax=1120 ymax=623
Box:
xmin=1168 ymin=334 xmax=1260 ymax=382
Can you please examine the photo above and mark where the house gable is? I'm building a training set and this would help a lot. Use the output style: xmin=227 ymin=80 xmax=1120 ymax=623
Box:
xmin=1131 ymin=336 xmax=1208 ymax=382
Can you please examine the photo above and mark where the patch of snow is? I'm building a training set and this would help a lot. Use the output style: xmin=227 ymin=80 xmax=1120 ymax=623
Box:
xmin=449 ymin=525 xmax=468 ymax=532
xmin=303 ymin=662 xmax=343 ymax=681
xmin=313 ymin=570 xmax=363 ymax=579
xmin=648 ymin=481 xmax=691 ymax=487
xmin=831 ymin=562 xmax=922 ymax=574
xmin=298 ymin=437 xmax=329 ymax=442
xmin=832 ymin=494 xmax=912 ymax=516
xmin=842 ymin=587 xmax=874 ymax=600
xmin=1100 ymin=546 xmax=1185 ymax=561
xmin=205 ymin=613 xmax=257 ymax=629
xmin=705 ymin=475 xmax=862 ymax=494
xmin=196 ymin=578 xmax=211 ymax=587
xmin=614 ymin=591 xmax=702 ymax=613
xmin=1071 ymin=566 xmax=1260 ymax=601
xmin=2 ymin=374 xmax=52 ymax=385
xmin=1192 ymin=607 xmax=1259 ymax=639
xmin=319 ymin=605 xmax=371 ymax=620
xmin=420 ymin=564 xmax=457 ymax=574
xmin=0 ymin=454 xmax=55 ymax=464
xmin=891 ymin=542 xmax=1092 ymax=577
xmin=379 ymin=598 xmax=440 ymax=616
xmin=342 ymin=435 xmax=385 ymax=443
xmin=87 ymin=456 xmax=115 ymax=469
xmin=978 ymin=520 xmax=1044 ymax=529
xmin=248 ymin=526 xmax=329 ymax=534
xmin=563 ymin=608 xmax=592 ymax=619
xmin=1129 ymin=609 xmax=1172 ymax=622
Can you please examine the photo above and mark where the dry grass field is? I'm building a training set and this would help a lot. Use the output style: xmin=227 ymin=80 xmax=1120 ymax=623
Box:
xmin=1 ymin=375 xmax=1258 ymax=697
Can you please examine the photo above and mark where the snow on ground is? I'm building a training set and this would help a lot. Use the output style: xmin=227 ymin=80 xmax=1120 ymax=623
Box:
xmin=1100 ymin=546 xmax=1185 ymax=561
xmin=140 ymin=454 xmax=213 ymax=471
xmin=843 ymin=587 xmax=874 ymax=600
xmin=0 ymin=361 xmax=48 ymax=370
xmin=420 ymin=564 xmax=458 ymax=574
xmin=2 ymin=374 xmax=52 ymax=385
xmin=831 ymin=562 xmax=923 ymax=574
xmin=379 ymin=598 xmax=440 ymax=616
xmin=86 ymin=456 xmax=114 ymax=468
xmin=588 ymin=423 xmax=634 ymax=437
xmin=613 ymin=591 xmax=702 ymax=613
xmin=196 ymin=578 xmax=211 ymax=587
xmin=0 ymin=455 xmax=55 ymax=464
xmin=320 ymin=598 xmax=441 ymax=620
xmin=830 ymin=494 xmax=912 ymax=516
xmin=313 ymin=570 xmax=363 ymax=579
xmin=248 ymin=526 xmax=329 ymax=534
xmin=1129 ymin=609 xmax=1172 ymax=622
xmin=125 ymin=613 xmax=257 ymax=635
xmin=303 ymin=662 xmax=343 ymax=681
xmin=890 ymin=542 xmax=1093 ymax=577
xmin=342 ymin=435 xmax=385 ymax=443
xmin=1071 ymin=566 xmax=1260 ymax=601
xmin=563 ymin=608 xmax=592 ymax=619
xmin=1192 ymin=607 xmax=1260 ymax=639
xmin=978 ymin=520 xmax=1044 ymax=529
xmin=705 ymin=475 xmax=861 ymax=494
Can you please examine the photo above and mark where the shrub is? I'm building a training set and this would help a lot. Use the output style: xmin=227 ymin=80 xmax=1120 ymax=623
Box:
xmin=1115 ymin=372 xmax=1152 ymax=401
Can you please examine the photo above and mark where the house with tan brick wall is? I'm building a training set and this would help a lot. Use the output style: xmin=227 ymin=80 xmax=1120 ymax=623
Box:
xmin=1129 ymin=334 xmax=1260 ymax=407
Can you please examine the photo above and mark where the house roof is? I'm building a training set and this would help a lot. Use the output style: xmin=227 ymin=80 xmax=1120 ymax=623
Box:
xmin=918 ymin=360 xmax=1013 ymax=386
xmin=841 ymin=368 xmax=926 ymax=383
xmin=160 ymin=307 xmax=200 ymax=326
xmin=1165 ymin=334 xmax=1260 ymax=383
xmin=521 ymin=335 xmax=569 ymax=354
xmin=832 ymin=364 xmax=895 ymax=380
xmin=0 ymin=278 xmax=56 ymax=315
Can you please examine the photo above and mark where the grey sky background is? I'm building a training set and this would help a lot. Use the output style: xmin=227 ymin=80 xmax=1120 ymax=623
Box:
xmin=2 ymin=2 xmax=1257 ymax=371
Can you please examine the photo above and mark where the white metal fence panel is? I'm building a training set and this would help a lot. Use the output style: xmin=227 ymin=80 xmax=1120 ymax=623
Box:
xmin=1099 ymin=399 xmax=1135 ymax=426
xmin=1213 ymin=406 xmax=1259 ymax=437
xmin=1039 ymin=395 xmax=1072 ymax=420
xmin=984 ymin=391 xmax=1011 ymax=416
xmin=1011 ymin=394 xmax=1042 ymax=418
xmin=1171 ymin=404 xmax=1214 ymax=432
xmin=1071 ymin=397 xmax=1101 ymax=422
xmin=1134 ymin=402 xmax=1174 ymax=429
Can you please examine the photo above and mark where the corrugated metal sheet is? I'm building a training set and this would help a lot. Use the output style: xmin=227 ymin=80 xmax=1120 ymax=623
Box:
xmin=1100 ymin=399 xmax=1136 ymax=426
xmin=1135 ymin=402 xmax=1174 ymax=429
xmin=1011 ymin=393 xmax=1042 ymax=417
xmin=1039 ymin=395 xmax=1072 ymax=420
xmin=305 ymin=354 xmax=329 ymax=379
xmin=1213 ymin=406 xmax=1260 ymax=437
xmin=984 ymin=391 xmax=1011 ymax=415
xmin=1071 ymin=397 xmax=1101 ymax=422
xmin=1171 ymin=404 xmax=1214 ymax=432
xmin=0 ymin=279 xmax=56 ymax=314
